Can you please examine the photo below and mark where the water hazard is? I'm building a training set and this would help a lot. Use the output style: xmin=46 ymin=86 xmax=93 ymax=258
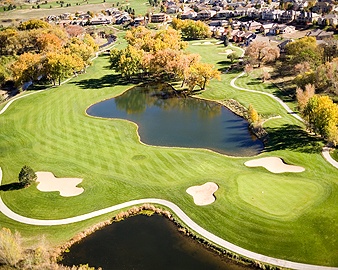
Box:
xmin=87 ymin=84 xmax=263 ymax=156
xmin=61 ymin=214 xmax=256 ymax=270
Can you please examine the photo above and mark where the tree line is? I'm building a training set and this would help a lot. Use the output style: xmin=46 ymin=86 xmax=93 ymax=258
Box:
xmin=109 ymin=26 xmax=220 ymax=91
xmin=244 ymin=37 xmax=338 ymax=145
xmin=0 ymin=20 xmax=98 ymax=88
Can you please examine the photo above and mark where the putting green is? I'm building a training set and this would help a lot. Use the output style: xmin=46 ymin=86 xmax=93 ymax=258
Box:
xmin=237 ymin=174 xmax=326 ymax=219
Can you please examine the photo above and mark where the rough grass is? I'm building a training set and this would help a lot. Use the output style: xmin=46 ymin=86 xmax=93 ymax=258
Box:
xmin=0 ymin=43 xmax=337 ymax=267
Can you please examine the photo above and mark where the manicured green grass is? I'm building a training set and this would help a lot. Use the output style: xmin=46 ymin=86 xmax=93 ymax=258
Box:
xmin=0 ymin=41 xmax=337 ymax=267
xmin=331 ymin=148 xmax=338 ymax=162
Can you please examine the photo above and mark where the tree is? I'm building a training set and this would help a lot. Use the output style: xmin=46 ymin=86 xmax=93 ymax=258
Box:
xmin=65 ymin=25 xmax=85 ymax=38
xmin=9 ymin=52 xmax=42 ymax=86
xmin=125 ymin=26 xmax=187 ymax=52
xmin=44 ymin=52 xmax=84 ymax=85
xmin=296 ymin=83 xmax=315 ymax=111
xmin=303 ymin=95 xmax=338 ymax=143
xmin=110 ymin=46 xmax=144 ymax=79
xmin=0 ymin=28 xmax=19 ymax=55
xmin=223 ymin=35 xmax=229 ymax=47
xmin=172 ymin=18 xmax=211 ymax=40
xmin=18 ymin=19 xmax=50 ymax=30
xmin=248 ymin=104 xmax=259 ymax=125
xmin=65 ymin=38 xmax=95 ymax=65
xmin=261 ymin=70 xmax=271 ymax=82
xmin=285 ymin=37 xmax=323 ymax=70
xmin=0 ymin=228 xmax=22 ymax=267
xmin=314 ymin=60 xmax=338 ymax=94
xmin=18 ymin=165 xmax=37 ymax=187
xmin=245 ymin=41 xmax=279 ymax=67
xmin=185 ymin=62 xmax=220 ymax=91
xmin=227 ymin=52 xmax=238 ymax=63
xmin=244 ymin=64 xmax=253 ymax=75
xmin=37 ymin=32 xmax=63 ymax=52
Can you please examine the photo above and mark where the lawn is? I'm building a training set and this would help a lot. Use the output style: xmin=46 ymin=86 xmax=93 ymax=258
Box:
xmin=0 ymin=40 xmax=337 ymax=268
xmin=331 ymin=148 xmax=338 ymax=162
xmin=0 ymin=0 xmax=158 ymax=25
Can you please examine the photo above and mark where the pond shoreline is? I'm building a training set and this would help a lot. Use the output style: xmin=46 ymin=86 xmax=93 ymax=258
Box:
xmin=56 ymin=204 xmax=278 ymax=270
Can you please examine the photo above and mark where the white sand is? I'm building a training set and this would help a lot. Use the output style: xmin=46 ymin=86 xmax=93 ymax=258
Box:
xmin=218 ymin=49 xmax=234 ymax=55
xmin=244 ymin=157 xmax=305 ymax=173
xmin=186 ymin=182 xmax=218 ymax=206
xmin=36 ymin=172 xmax=84 ymax=197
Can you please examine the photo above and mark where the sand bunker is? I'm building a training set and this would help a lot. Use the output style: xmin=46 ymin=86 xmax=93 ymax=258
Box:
xmin=36 ymin=172 xmax=84 ymax=197
xmin=244 ymin=157 xmax=305 ymax=173
xmin=186 ymin=182 xmax=218 ymax=206
xmin=219 ymin=49 xmax=234 ymax=55
xmin=192 ymin=41 xmax=214 ymax=46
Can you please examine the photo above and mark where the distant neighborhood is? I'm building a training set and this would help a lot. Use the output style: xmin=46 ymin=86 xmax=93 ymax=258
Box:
xmin=38 ymin=0 xmax=337 ymax=47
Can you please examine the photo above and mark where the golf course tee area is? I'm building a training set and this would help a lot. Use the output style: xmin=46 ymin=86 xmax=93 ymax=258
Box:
xmin=0 ymin=40 xmax=337 ymax=269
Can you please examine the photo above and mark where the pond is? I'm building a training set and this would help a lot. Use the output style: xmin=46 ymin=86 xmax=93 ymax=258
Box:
xmin=61 ymin=214 xmax=256 ymax=270
xmin=86 ymin=84 xmax=263 ymax=156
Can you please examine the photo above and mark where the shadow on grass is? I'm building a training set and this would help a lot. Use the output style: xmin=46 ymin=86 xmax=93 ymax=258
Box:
xmin=264 ymin=124 xmax=323 ymax=153
xmin=0 ymin=182 xmax=24 ymax=191
xmin=70 ymin=74 xmax=154 ymax=90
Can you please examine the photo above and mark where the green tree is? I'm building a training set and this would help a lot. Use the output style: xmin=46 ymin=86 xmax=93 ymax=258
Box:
xmin=227 ymin=52 xmax=238 ymax=63
xmin=285 ymin=37 xmax=323 ymax=70
xmin=18 ymin=165 xmax=37 ymax=187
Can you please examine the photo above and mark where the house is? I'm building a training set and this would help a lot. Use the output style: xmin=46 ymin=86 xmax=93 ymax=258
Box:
xmin=181 ymin=7 xmax=197 ymax=19
xmin=261 ymin=9 xmax=283 ymax=21
xmin=317 ymin=14 xmax=338 ymax=26
xmin=277 ymin=24 xmax=296 ymax=34
xmin=150 ymin=13 xmax=167 ymax=23
xmin=231 ymin=30 xmax=255 ymax=43
xmin=259 ymin=23 xmax=278 ymax=34
xmin=167 ymin=4 xmax=182 ymax=14
xmin=115 ymin=13 xmax=132 ymax=24
xmin=307 ymin=29 xmax=334 ymax=40
xmin=133 ymin=17 xmax=146 ymax=26
xmin=278 ymin=39 xmax=293 ymax=53
xmin=196 ymin=9 xmax=216 ymax=20
xmin=296 ymin=11 xmax=320 ymax=24
xmin=312 ymin=2 xmax=334 ymax=14
xmin=241 ymin=20 xmax=262 ymax=31
xmin=280 ymin=10 xmax=299 ymax=23
xmin=214 ymin=10 xmax=233 ymax=19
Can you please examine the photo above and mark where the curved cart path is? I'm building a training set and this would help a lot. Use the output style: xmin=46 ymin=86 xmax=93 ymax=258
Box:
xmin=0 ymin=168 xmax=337 ymax=270
xmin=230 ymin=72 xmax=338 ymax=169
xmin=230 ymin=72 xmax=304 ymax=122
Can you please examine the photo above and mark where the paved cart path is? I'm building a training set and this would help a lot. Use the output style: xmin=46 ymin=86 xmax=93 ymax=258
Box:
xmin=0 ymin=167 xmax=337 ymax=270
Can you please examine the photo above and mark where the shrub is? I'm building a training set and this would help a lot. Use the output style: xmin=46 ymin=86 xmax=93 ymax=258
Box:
xmin=0 ymin=228 xmax=22 ymax=267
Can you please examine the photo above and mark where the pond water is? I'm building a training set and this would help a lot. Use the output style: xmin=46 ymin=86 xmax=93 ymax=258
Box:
xmin=61 ymin=214 xmax=256 ymax=270
xmin=87 ymin=84 xmax=263 ymax=156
